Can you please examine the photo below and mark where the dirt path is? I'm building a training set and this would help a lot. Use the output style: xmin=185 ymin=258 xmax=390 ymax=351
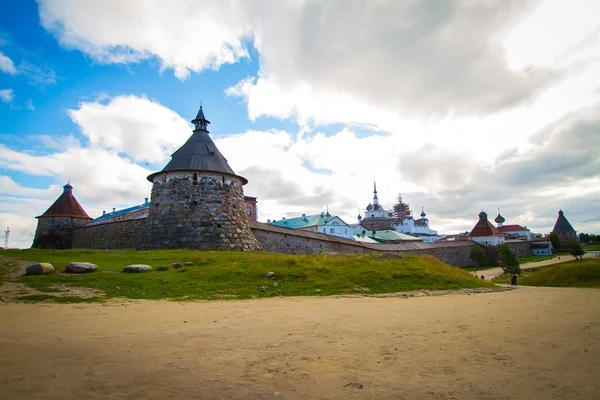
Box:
xmin=475 ymin=251 xmax=596 ymax=280
xmin=1 ymin=286 xmax=598 ymax=399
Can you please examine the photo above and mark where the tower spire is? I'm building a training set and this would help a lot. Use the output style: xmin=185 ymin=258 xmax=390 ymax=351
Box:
xmin=373 ymin=180 xmax=379 ymax=205
xmin=191 ymin=103 xmax=211 ymax=131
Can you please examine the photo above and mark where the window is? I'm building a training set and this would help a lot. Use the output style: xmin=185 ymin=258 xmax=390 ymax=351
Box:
xmin=345 ymin=229 xmax=347 ymax=234
xmin=193 ymin=173 xmax=198 ymax=181
xmin=330 ymin=228 xmax=335 ymax=233
xmin=246 ymin=207 xmax=252 ymax=216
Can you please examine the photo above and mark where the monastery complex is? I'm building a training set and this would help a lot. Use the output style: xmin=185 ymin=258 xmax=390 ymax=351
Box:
xmin=31 ymin=105 xmax=575 ymax=266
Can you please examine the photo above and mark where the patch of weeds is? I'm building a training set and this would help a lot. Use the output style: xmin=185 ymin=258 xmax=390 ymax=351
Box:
xmin=156 ymin=265 xmax=169 ymax=271
xmin=176 ymin=268 xmax=188 ymax=273
xmin=15 ymin=294 xmax=103 ymax=303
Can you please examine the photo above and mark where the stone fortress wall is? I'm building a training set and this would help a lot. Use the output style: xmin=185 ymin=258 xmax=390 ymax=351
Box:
xmin=71 ymin=217 xmax=483 ymax=267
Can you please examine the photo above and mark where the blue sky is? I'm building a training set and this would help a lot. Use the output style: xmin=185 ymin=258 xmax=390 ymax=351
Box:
xmin=1 ymin=0 xmax=600 ymax=248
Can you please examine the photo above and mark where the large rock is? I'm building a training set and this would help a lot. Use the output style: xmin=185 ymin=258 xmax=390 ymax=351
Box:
xmin=65 ymin=262 xmax=98 ymax=273
xmin=171 ymin=262 xmax=183 ymax=269
xmin=123 ymin=264 xmax=152 ymax=273
xmin=25 ymin=263 xmax=55 ymax=275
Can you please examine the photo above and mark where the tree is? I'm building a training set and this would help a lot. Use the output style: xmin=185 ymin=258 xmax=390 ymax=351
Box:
xmin=569 ymin=241 xmax=585 ymax=261
xmin=469 ymin=246 xmax=488 ymax=267
xmin=499 ymin=244 xmax=521 ymax=275
xmin=549 ymin=232 xmax=562 ymax=251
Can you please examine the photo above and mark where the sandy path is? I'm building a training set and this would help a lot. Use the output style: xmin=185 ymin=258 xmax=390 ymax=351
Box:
xmin=1 ymin=287 xmax=599 ymax=399
xmin=476 ymin=251 xmax=597 ymax=280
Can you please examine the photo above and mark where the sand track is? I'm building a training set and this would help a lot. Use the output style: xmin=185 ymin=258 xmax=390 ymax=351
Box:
xmin=1 ymin=286 xmax=599 ymax=399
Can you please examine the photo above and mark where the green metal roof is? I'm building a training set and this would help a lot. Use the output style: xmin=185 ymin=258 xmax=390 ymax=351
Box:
xmin=355 ymin=230 xmax=422 ymax=242
xmin=270 ymin=214 xmax=347 ymax=229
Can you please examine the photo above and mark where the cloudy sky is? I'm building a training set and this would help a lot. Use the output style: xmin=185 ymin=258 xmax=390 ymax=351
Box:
xmin=1 ymin=0 xmax=599 ymax=248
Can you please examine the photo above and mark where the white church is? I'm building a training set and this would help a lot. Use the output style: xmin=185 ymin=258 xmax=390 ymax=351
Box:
xmin=353 ymin=182 xmax=440 ymax=242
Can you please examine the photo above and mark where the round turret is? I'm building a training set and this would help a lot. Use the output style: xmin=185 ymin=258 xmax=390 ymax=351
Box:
xmin=145 ymin=106 xmax=261 ymax=250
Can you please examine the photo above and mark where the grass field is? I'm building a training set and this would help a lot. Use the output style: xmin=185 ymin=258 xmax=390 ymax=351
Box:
xmin=518 ymin=255 xmax=553 ymax=264
xmin=0 ymin=249 xmax=495 ymax=301
xmin=493 ymin=258 xmax=600 ymax=288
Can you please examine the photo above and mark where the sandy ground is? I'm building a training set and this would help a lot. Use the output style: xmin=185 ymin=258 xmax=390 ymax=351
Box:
xmin=1 ymin=287 xmax=599 ymax=400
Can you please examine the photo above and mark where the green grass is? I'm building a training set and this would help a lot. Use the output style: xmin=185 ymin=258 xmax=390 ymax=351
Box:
xmin=15 ymin=294 xmax=104 ymax=303
xmin=518 ymin=255 xmax=553 ymax=264
xmin=0 ymin=258 xmax=20 ymax=284
xmin=1 ymin=249 xmax=495 ymax=300
xmin=583 ymin=243 xmax=600 ymax=251
xmin=493 ymin=258 xmax=600 ymax=288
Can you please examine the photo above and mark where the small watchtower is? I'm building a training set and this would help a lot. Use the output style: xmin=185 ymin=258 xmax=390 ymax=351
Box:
xmin=145 ymin=105 xmax=261 ymax=250
xmin=32 ymin=183 xmax=92 ymax=249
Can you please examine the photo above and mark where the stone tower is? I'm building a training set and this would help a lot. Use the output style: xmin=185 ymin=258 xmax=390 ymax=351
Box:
xmin=552 ymin=210 xmax=577 ymax=243
xmin=146 ymin=105 xmax=261 ymax=250
xmin=32 ymin=183 xmax=92 ymax=249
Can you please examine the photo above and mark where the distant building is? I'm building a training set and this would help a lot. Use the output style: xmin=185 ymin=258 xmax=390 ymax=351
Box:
xmin=89 ymin=198 xmax=150 ymax=226
xmin=468 ymin=211 xmax=505 ymax=246
xmin=552 ymin=210 xmax=577 ymax=243
xmin=493 ymin=210 xmax=531 ymax=240
xmin=531 ymin=240 xmax=553 ymax=256
xmin=243 ymin=196 xmax=258 ymax=221
xmin=356 ymin=182 xmax=439 ymax=242
xmin=354 ymin=230 xmax=422 ymax=244
xmin=269 ymin=212 xmax=354 ymax=239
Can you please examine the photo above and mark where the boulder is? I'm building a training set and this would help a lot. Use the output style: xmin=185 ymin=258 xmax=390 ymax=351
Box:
xmin=25 ymin=263 xmax=55 ymax=275
xmin=65 ymin=262 xmax=98 ymax=273
xmin=266 ymin=271 xmax=275 ymax=278
xmin=123 ymin=264 xmax=152 ymax=273
xmin=171 ymin=262 xmax=183 ymax=269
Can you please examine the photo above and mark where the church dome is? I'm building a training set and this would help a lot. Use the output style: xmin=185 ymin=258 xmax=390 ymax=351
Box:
xmin=494 ymin=213 xmax=505 ymax=224
xmin=366 ymin=203 xmax=372 ymax=211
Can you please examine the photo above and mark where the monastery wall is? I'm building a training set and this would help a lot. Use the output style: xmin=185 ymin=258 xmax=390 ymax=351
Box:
xmin=250 ymin=222 xmax=476 ymax=267
xmin=71 ymin=219 xmax=150 ymax=249
xmin=485 ymin=241 xmax=532 ymax=265
xmin=70 ymin=217 xmax=476 ymax=267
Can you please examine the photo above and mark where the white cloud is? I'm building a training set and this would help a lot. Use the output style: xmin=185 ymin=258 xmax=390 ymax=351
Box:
xmin=0 ymin=51 xmax=17 ymax=74
xmin=17 ymin=60 xmax=57 ymax=86
xmin=68 ymin=95 xmax=192 ymax=163
xmin=38 ymin=0 xmax=251 ymax=80
xmin=0 ymin=88 xmax=14 ymax=103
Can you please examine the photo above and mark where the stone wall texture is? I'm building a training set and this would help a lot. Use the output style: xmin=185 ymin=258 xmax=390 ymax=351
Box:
xmin=70 ymin=217 xmax=476 ymax=266
xmin=485 ymin=241 xmax=533 ymax=265
xmin=146 ymin=171 xmax=261 ymax=250
xmin=72 ymin=219 xmax=150 ymax=249
xmin=32 ymin=216 xmax=89 ymax=249
xmin=250 ymin=222 xmax=477 ymax=267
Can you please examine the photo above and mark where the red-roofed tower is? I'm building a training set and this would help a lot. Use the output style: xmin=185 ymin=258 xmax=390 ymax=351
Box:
xmin=32 ymin=183 xmax=92 ymax=249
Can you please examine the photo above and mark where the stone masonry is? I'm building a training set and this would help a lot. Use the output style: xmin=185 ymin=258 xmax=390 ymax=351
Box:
xmin=146 ymin=171 xmax=261 ymax=250
xmin=33 ymin=216 xmax=89 ymax=249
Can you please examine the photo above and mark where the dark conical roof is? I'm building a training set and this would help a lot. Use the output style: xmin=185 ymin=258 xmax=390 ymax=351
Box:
xmin=147 ymin=106 xmax=247 ymax=184
xmin=552 ymin=210 xmax=575 ymax=233
xmin=37 ymin=184 xmax=91 ymax=219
